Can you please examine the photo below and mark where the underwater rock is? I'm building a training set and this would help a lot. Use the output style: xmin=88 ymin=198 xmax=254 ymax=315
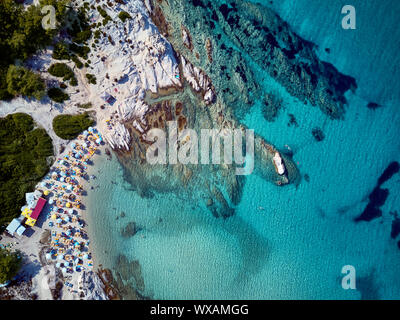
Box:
xmin=377 ymin=161 xmax=400 ymax=186
xmin=391 ymin=216 xmax=400 ymax=239
xmin=205 ymin=38 xmax=213 ymax=62
xmin=121 ymin=222 xmax=141 ymax=238
xmin=262 ymin=92 xmax=283 ymax=122
xmin=161 ymin=0 xmax=357 ymax=119
xmin=367 ymin=102 xmax=382 ymax=110
xmin=115 ymin=255 xmax=146 ymax=293
xmin=287 ymin=114 xmax=299 ymax=127
xmin=355 ymin=162 xmax=399 ymax=222
xmin=312 ymin=127 xmax=325 ymax=142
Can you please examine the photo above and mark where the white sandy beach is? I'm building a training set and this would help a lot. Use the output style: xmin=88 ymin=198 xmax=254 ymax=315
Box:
xmin=0 ymin=0 xmax=197 ymax=300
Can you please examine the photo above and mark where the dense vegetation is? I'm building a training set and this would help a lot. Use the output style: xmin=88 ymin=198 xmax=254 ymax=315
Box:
xmin=47 ymin=87 xmax=70 ymax=103
xmin=118 ymin=11 xmax=131 ymax=22
xmin=85 ymin=73 xmax=97 ymax=84
xmin=0 ymin=0 xmax=68 ymax=100
xmin=6 ymin=66 xmax=45 ymax=100
xmin=0 ymin=0 xmax=99 ymax=100
xmin=52 ymin=113 xmax=94 ymax=140
xmin=0 ymin=113 xmax=53 ymax=228
xmin=0 ymin=248 xmax=22 ymax=284
xmin=48 ymin=63 xmax=77 ymax=86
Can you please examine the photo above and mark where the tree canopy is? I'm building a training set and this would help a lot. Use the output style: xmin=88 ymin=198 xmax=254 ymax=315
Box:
xmin=0 ymin=113 xmax=53 ymax=228
xmin=0 ymin=248 xmax=22 ymax=284
xmin=52 ymin=113 xmax=94 ymax=140
xmin=6 ymin=65 xmax=45 ymax=100
xmin=0 ymin=0 xmax=69 ymax=100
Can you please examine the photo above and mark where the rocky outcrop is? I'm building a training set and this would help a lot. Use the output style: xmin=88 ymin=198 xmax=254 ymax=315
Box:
xmin=103 ymin=122 xmax=131 ymax=151
xmin=181 ymin=25 xmax=193 ymax=51
xmin=181 ymin=55 xmax=216 ymax=105
xmin=79 ymin=271 xmax=109 ymax=300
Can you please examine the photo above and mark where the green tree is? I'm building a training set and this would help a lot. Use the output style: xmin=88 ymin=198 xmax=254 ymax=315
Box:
xmin=0 ymin=248 xmax=22 ymax=284
xmin=0 ymin=113 xmax=53 ymax=227
xmin=6 ymin=65 xmax=45 ymax=100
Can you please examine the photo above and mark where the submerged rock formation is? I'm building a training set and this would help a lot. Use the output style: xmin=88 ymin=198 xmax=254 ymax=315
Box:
xmin=150 ymin=0 xmax=357 ymax=120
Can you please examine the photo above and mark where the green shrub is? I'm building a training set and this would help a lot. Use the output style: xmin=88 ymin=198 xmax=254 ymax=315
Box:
xmin=48 ymin=63 xmax=74 ymax=80
xmin=47 ymin=87 xmax=69 ymax=103
xmin=85 ymin=73 xmax=96 ymax=84
xmin=94 ymin=29 xmax=101 ymax=39
xmin=78 ymin=102 xmax=92 ymax=109
xmin=69 ymin=44 xmax=90 ymax=59
xmin=118 ymin=11 xmax=131 ymax=22
xmin=73 ymin=29 xmax=92 ymax=44
xmin=0 ymin=248 xmax=22 ymax=284
xmin=0 ymin=113 xmax=53 ymax=227
xmin=71 ymin=55 xmax=83 ymax=69
xmin=52 ymin=113 xmax=94 ymax=140
xmin=52 ymin=42 xmax=71 ymax=60
xmin=97 ymin=6 xmax=108 ymax=18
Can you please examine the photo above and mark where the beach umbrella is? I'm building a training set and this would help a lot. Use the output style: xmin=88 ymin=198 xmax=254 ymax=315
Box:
xmin=96 ymin=138 xmax=102 ymax=144
xmin=62 ymin=267 xmax=67 ymax=273
xmin=82 ymin=143 xmax=88 ymax=148
xmin=58 ymin=255 xmax=64 ymax=260
xmin=44 ymin=190 xmax=50 ymax=196
xmin=88 ymin=127 xmax=93 ymax=133
xmin=65 ymin=217 xmax=70 ymax=223
xmin=66 ymin=230 xmax=71 ymax=236
xmin=71 ymin=142 xmax=76 ymax=148
xmin=83 ymin=254 xmax=89 ymax=260
xmin=67 ymin=185 xmax=73 ymax=191
xmin=68 ymin=209 xmax=74 ymax=214
xmin=51 ymin=214 xmax=57 ymax=220
xmin=49 ymin=199 xmax=54 ymax=205
xmin=56 ymin=218 xmax=62 ymax=224
xmin=41 ymin=182 xmax=47 ymax=187
xmin=45 ymin=253 xmax=51 ymax=260
xmin=66 ymin=203 xmax=71 ymax=208
xmin=60 ymin=177 xmax=65 ymax=183
xmin=56 ymin=262 xmax=61 ymax=268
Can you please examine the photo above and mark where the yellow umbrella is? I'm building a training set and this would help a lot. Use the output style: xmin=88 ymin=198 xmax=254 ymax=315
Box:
xmin=51 ymin=214 xmax=57 ymax=220
xmin=66 ymin=202 xmax=71 ymax=208
xmin=44 ymin=190 xmax=50 ymax=196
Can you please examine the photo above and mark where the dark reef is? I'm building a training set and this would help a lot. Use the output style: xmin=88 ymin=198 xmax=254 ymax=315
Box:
xmin=367 ymin=102 xmax=382 ymax=110
xmin=355 ymin=161 xmax=400 ymax=222
xmin=311 ymin=127 xmax=325 ymax=142
xmin=156 ymin=0 xmax=357 ymax=120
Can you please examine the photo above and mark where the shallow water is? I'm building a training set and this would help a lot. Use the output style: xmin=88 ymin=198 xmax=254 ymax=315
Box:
xmin=87 ymin=0 xmax=400 ymax=299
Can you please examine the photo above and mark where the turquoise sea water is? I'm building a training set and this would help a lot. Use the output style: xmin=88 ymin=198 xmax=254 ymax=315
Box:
xmin=87 ymin=0 xmax=400 ymax=299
